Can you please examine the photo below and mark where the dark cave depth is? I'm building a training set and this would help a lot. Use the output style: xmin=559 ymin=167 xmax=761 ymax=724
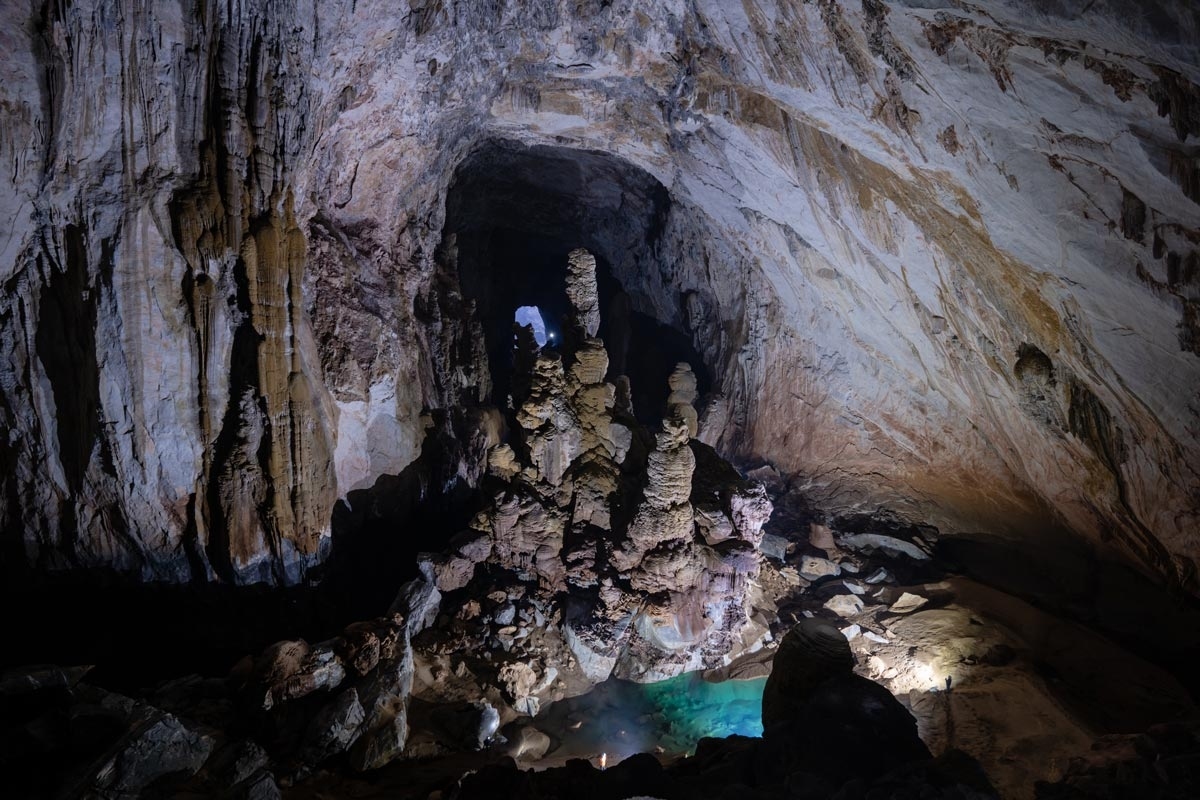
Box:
xmin=443 ymin=139 xmax=711 ymax=424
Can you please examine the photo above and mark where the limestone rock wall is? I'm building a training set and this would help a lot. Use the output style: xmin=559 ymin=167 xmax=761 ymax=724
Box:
xmin=0 ymin=0 xmax=340 ymax=583
xmin=1 ymin=1 xmax=1198 ymax=590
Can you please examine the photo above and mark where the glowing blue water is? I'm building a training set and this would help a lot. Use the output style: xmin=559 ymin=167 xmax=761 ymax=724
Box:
xmin=639 ymin=672 xmax=765 ymax=753
xmin=537 ymin=672 xmax=765 ymax=762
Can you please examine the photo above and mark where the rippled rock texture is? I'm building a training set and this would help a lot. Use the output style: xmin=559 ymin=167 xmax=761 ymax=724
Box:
xmin=1 ymin=0 xmax=1198 ymax=592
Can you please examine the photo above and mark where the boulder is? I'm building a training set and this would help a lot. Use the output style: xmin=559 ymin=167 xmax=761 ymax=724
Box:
xmin=823 ymin=593 xmax=864 ymax=618
xmin=428 ymin=700 xmax=502 ymax=751
xmin=761 ymin=620 xmax=856 ymax=732
xmin=507 ymin=725 xmax=552 ymax=762
xmin=760 ymin=620 xmax=933 ymax=787
xmin=839 ymin=533 xmax=931 ymax=561
xmin=301 ymin=688 xmax=366 ymax=763
xmin=349 ymin=709 xmax=407 ymax=772
xmin=798 ymin=555 xmax=841 ymax=581
xmin=264 ymin=641 xmax=346 ymax=708
xmin=68 ymin=687 xmax=215 ymax=796
xmin=890 ymin=591 xmax=929 ymax=614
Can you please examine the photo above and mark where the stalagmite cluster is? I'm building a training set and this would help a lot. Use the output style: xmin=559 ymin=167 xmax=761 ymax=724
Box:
xmin=419 ymin=249 xmax=772 ymax=708
xmin=184 ymin=249 xmax=773 ymax=779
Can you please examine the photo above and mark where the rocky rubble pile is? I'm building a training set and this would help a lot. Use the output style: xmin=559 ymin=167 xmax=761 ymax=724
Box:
xmin=6 ymin=489 xmax=1197 ymax=798
xmin=1035 ymin=720 xmax=1200 ymax=799
xmin=772 ymin=516 xmax=940 ymax=642
xmin=0 ymin=570 xmax=445 ymax=796
xmin=745 ymin=509 xmax=1198 ymax=799
xmin=1 ymin=665 xmax=221 ymax=798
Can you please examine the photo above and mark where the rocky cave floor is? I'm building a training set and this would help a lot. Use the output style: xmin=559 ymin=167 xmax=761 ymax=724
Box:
xmin=5 ymin=502 xmax=1200 ymax=800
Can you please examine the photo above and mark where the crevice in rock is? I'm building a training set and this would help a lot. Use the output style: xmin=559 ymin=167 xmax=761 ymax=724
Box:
xmin=1120 ymin=188 xmax=1147 ymax=242
xmin=36 ymin=223 xmax=101 ymax=496
xmin=1067 ymin=377 xmax=1127 ymax=474
xmin=1148 ymin=66 xmax=1200 ymax=143
xmin=202 ymin=248 xmax=263 ymax=584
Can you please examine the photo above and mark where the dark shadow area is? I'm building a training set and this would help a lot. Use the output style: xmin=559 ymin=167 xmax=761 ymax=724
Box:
xmin=445 ymin=139 xmax=710 ymax=423
xmin=0 ymin=406 xmax=494 ymax=692
xmin=938 ymin=531 xmax=1200 ymax=701
xmin=35 ymin=225 xmax=101 ymax=498
xmin=318 ymin=407 xmax=493 ymax=621
xmin=0 ymin=571 xmax=342 ymax=694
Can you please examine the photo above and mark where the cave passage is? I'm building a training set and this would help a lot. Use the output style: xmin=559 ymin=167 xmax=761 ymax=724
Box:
xmin=514 ymin=305 xmax=549 ymax=346
xmin=443 ymin=139 xmax=710 ymax=423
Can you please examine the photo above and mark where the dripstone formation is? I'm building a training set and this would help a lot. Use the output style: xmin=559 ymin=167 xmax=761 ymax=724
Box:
xmin=420 ymin=249 xmax=773 ymax=710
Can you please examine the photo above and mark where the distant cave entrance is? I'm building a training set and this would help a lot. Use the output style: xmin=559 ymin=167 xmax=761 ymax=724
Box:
xmin=442 ymin=139 xmax=710 ymax=424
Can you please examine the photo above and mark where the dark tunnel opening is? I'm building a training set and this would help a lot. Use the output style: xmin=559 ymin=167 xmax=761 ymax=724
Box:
xmin=443 ymin=139 xmax=711 ymax=424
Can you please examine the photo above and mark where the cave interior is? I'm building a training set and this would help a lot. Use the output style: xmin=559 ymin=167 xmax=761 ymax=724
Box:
xmin=445 ymin=140 xmax=712 ymax=423
xmin=7 ymin=137 xmax=1200 ymax=799
xmin=3 ymin=30 xmax=1200 ymax=797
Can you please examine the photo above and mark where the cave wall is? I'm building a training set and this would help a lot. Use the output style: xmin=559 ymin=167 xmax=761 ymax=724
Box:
xmin=1 ymin=0 xmax=1197 ymax=590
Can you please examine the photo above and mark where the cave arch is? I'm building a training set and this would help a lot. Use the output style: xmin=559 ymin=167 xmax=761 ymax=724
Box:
xmin=1013 ymin=342 xmax=1063 ymax=428
xmin=441 ymin=139 xmax=711 ymax=423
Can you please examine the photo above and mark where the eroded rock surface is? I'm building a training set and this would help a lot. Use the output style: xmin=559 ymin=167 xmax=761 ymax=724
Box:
xmin=0 ymin=1 xmax=1196 ymax=598
xmin=0 ymin=669 xmax=218 ymax=798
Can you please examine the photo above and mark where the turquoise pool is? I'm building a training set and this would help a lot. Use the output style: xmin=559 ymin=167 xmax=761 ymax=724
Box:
xmin=531 ymin=672 xmax=766 ymax=764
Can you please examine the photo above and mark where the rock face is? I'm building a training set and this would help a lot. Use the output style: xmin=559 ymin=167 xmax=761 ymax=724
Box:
xmin=1 ymin=1 xmax=1198 ymax=594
